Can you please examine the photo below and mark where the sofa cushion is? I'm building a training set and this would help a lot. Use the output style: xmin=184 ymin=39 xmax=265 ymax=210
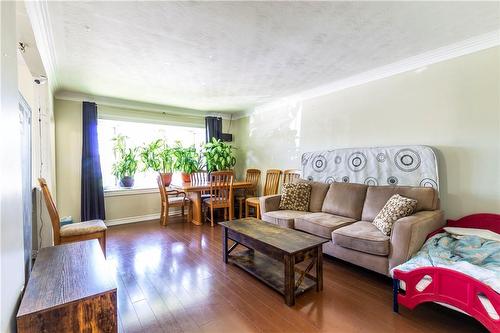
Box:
xmin=261 ymin=210 xmax=312 ymax=228
xmin=372 ymin=194 xmax=418 ymax=235
xmin=295 ymin=213 xmax=356 ymax=239
xmin=321 ymin=182 xmax=368 ymax=220
xmin=361 ymin=186 xmax=438 ymax=222
xmin=333 ymin=221 xmax=390 ymax=256
xmin=297 ymin=179 xmax=330 ymax=212
xmin=279 ymin=183 xmax=311 ymax=211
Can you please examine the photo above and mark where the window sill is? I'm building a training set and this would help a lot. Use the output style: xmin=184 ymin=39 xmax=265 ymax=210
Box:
xmin=104 ymin=187 xmax=159 ymax=197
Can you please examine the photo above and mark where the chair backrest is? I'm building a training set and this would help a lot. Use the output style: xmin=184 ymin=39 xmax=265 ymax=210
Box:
xmin=245 ymin=169 xmax=261 ymax=196
xmin=263 ymin=169 xmax=282 ymax=196
xmin=190 ymin=171 xmax=208 ymax=184
xmin=283 ymin=169 xmax=300 ymax=185
xmin=191 ymin=171 xmax=209 ymax=195
xmin=157 ymin=174 xmax=169 ymax=209
xmin=209 ymin=171 xmax=234 ymax=205
xmin=38 ymin=178 xmax=61 ymax=244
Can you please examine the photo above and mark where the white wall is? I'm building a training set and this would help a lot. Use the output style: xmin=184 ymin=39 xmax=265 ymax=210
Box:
xmin=17 ymin=51 xmax=55 ymax=249
xmin=234 ymin=47 xmax=500 ymax=219
xmin=1 ymin=2 xmax=26 ymax=331
xmin=32 ymin=81 xmax=55 ymax=249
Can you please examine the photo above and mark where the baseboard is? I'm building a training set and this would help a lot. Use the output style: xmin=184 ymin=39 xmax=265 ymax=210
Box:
xmin=105 ymin=207 xmax=187 ymax=226
xmin=105 ymin=213 xmax=160 ymax=226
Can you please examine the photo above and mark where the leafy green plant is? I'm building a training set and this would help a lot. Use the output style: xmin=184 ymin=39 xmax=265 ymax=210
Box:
xmin=111 ymin=135 xmax=138 ymax=180
xmin=172 ymin=141 xmax=200 ymax=174
xmin=203 ymin=137 xmax=236 ymax=172
xmin=159 ymin=145 xmax=175 ymax=173
xmin=140 ymin=139 xmax=163 ymax=172
xmin=139 ymin=139 xmax=175 ymax=173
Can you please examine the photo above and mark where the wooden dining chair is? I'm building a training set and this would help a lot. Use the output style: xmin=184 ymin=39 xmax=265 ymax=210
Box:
xmin=204 ymin=171 xmax=234 ymax=227
xmin=190 ymin=171 xmax=208 ymax=184
xmin=283 ymin=169 xmax=301 ymax=185
xmin=190 ymin=171 xmax=210 ymax=198
xmin=235 ymin=169 xmax=261 ymax=218
xmin=245 ymin=169 xmax=282 ymax=219
xmin=38 ymin=178 xmax=108 ymax=256
xmin=157 ymin=174 xmax=192 ymax=226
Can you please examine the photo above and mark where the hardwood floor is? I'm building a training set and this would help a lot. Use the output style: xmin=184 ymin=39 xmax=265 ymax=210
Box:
xmin=107 ymin=218 xmax=486 ymax=333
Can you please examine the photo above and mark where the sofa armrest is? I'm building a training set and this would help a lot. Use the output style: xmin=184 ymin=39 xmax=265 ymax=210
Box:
xmin=259 ymin=195 xmax=282 ymax=215
xmin=389 ymin=210 xmax=445 ymax=271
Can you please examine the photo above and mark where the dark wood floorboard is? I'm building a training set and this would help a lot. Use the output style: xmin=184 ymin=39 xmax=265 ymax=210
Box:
xmin=107 ymin=218 xmax=487 ymax=333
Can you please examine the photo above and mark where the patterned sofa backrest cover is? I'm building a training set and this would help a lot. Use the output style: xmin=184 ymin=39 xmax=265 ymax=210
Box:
xmin=301 ymin=145 xmax=439 ymax=193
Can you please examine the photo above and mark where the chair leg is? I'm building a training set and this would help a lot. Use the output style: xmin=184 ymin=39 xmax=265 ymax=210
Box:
xmin=210 ymin=206 xmax=215 ymax=227
xmin=239 ymin=200 xmax=243 ymax=219
xmin=256 ymin=203 xmax=261 ymax=219
xmin=181 ymin=204 xmax=185 ymax=217
xmin=224 ymin=208 xmax=228 ymax=221
xmin=245 ymin=201 xmax=249 ymax=218
xmin=100 ymin=232 xmax=106 ymax=257
xmin=160 ymin=205 xmax=165 ymax=226
xmin=188 ymin=201 xmax=193 ymax=223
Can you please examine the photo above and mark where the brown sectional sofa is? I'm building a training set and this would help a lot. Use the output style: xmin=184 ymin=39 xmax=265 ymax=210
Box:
xmin=260 ymin=181 xmax=445 ymax=276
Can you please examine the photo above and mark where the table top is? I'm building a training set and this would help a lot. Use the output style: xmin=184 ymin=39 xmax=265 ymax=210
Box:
xmin=219 ymin=218 xmax=328 ymax=254
xmin=170 ymin=180 xmax=253 ymax=191
xmin=17 ymin=240 xmax=116 ymax=317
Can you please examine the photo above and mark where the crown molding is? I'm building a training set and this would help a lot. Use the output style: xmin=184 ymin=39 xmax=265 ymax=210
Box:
xmin=239 ymin=30 xmax=500 ymax=119
xmin=54 ymin=90 xmax=236 ymax=120
xmin=24 ymin=0 xmax=59 ymax=92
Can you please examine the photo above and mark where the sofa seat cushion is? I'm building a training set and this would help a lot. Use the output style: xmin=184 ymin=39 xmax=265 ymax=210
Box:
xmin=261 ymin=210 xmax=312 ymax=228
xmin=333 ymin=221 xmax=390 ymax=256
xmin=295 ymin=213 xmax=356 ymax=239
xmin=60 ymin=219 xmax=107 ymax=237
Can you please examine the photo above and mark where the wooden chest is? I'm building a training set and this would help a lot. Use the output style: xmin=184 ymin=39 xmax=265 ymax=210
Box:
xmin=16 ymin=240 xmax=117 ymax=332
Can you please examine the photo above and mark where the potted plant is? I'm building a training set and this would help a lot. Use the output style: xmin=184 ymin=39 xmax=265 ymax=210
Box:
xmin=203 ymin=137 xmax=236 ymax=172
xmin=158 ymin=143 xmax=175 ymax=185
xmin=112 ymin=135 xmax=138 ymax=188
xmin=140 ymin=139 xmax=175 ymax=186
xmin=172 ymin=142 xmax=200 ymax=182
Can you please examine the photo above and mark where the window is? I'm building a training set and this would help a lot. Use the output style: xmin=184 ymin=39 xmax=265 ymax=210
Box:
xmin=98 ymin=119 xmax=205 ymax=190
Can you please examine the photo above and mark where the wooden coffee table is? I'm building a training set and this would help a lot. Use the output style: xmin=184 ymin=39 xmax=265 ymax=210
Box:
xmin=219 ymin=218 xmax=328 ymax=306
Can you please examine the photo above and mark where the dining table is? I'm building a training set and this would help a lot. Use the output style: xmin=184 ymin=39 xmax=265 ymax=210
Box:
xmin=169 ymin=180 xmax=254 ymax=225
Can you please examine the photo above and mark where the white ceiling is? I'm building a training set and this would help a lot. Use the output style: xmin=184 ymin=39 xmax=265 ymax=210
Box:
xmin=40 ymin=1 xmax=499 ymax=112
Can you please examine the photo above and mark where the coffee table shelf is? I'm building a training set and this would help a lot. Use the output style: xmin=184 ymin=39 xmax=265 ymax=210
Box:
xmin=229 ymin=249 xmax=317 ymax=296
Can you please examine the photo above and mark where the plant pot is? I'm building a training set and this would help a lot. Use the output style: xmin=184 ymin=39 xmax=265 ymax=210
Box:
xmin=119 ymin=176 xmax=135 ymax=188
xmin=161 ymin=172 xmax=173 ymax=186
xmin=181 ymin=172 xmax=191 ymax=183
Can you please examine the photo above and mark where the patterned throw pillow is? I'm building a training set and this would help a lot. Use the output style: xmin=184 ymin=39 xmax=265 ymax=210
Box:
xmin=373 ymin=194 xmax=418 ymax=236
xmin=279 ymin=183 xmax=312 ymax=211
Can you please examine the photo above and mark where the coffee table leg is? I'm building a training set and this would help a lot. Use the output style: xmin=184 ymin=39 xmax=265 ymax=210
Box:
xmin=316 ymin=246 xmax=323 ymax=292
xmin=223 ymin=227 xmax=228 ymax=264
xmin=284 ymin=254 xmax=295 ymax=306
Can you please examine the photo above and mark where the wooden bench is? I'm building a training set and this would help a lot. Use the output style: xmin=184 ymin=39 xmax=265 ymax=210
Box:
xmin=17 ymin=240 xmax=117 ymax=332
